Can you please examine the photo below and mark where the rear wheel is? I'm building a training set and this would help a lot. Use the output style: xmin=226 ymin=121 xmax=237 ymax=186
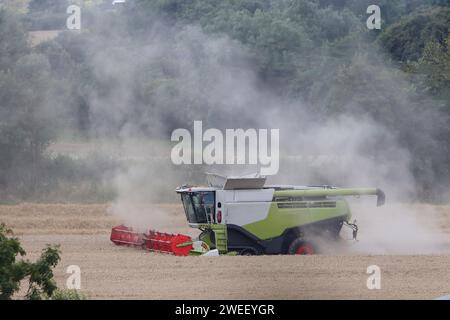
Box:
xmin=288 ymin=238 xmax=315 ymax=255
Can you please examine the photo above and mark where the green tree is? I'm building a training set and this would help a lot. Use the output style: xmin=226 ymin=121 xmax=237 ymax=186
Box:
xmin=28 ymin=0 xmax=69 ymax=13
xmin=412 ymin=36 xmax=450 ymax=100
xmin=379 ymin=7 xmax=450 ymax=62
xmin=0 ymin=0 xmax=29 ymax=14
xmin=0 ymin=53 xmax=55 ymax=197
xmin=0 ymin=9 xmax=29 ymax=69
xmin=0 ymin=223 xmax=61 ymax=300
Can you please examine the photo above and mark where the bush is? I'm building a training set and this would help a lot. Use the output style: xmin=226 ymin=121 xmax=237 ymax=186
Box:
xmin=0 ymin=223 xmax=61 ymax=300
xmin=49 ymin=289 xmax=86 ymax=300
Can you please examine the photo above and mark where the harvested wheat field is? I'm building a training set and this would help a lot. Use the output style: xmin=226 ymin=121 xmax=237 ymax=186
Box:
xmin=1 ymin=203 xmax=450 ymax=300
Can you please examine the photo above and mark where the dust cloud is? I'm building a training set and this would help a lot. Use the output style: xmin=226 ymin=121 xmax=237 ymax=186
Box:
xmin=74 ymin=8 xmax=448 ymax=254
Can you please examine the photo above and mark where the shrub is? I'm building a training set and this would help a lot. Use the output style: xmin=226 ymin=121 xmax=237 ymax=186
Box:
xmin=49 ymin=289 xmax=86 ymax=300
xmin=0 ymin=223 xmax=61 ymax=300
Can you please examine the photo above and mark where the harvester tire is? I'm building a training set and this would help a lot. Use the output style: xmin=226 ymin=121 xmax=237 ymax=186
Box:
xmin=288 ymin=238 xmax=315 ymax=255
xmin=239 ymin=248 xmax=258 ymax=256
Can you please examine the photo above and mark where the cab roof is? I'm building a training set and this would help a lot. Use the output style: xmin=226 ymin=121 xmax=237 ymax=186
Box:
xmin=176 ymin=173 xmax=334 ymax=193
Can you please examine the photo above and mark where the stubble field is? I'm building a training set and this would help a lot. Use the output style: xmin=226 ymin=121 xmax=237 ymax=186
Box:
xmin=1 ymin=203 xmax=449 ymax=299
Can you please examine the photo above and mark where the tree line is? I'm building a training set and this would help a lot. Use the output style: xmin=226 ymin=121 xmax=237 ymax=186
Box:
xmin=0 ymin=0 xmax=449 ymax=201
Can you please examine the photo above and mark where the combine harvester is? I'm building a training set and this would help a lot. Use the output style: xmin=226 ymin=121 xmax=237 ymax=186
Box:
xmin=111 ymin=174 xmax=385 ymax=256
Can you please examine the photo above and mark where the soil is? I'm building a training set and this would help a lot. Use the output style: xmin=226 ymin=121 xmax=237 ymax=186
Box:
xmin=1 ymin=203 xmax=449 ymax=299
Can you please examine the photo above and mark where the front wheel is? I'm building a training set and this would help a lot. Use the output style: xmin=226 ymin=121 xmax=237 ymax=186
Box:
xmin=239 ymin=248 xmax=259 ymax=256
xmin=288 ymin=238 xmax=315 ymax=255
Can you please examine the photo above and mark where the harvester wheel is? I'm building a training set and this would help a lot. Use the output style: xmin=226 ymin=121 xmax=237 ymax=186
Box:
xmin=288 ymin=238 xmax=315 ymax=255
xmin=239 ymin=248 xmax=258 ymax=256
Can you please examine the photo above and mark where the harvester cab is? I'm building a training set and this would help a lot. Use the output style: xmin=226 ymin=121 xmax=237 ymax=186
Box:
xmin=179 ymin=189 xmax=217 ymax=226
xmin=175 ymin=174 xmax=385 ymax=255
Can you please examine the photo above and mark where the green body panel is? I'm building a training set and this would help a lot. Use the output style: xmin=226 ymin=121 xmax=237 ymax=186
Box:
xmin=241 ymin=199 xmax=351 ymax=240
xmin=198 ymin=224 xmax=228 ymax=253
xmin=199 ymin=230 xmax=214 ymax=249
xmin=212 ymin=225 xmax=228 ymax=253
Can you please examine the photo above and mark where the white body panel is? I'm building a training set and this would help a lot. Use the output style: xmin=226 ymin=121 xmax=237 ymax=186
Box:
xmin=216 ymin=189 xmax=274 ymax=203
xmin=216 ymin=189 xmax=274 ymax=226
xmin=225 ymin=202 xmax=272 ymax=226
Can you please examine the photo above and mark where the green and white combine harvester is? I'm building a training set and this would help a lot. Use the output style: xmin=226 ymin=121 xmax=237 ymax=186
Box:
xmin=111 ymin=174 xmax=385 ymax=256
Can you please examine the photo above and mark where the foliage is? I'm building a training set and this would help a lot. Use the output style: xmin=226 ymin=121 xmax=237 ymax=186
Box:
xmin=0 ymin=0 xmax=29 ymax=14
xmin=411 ymin=36 xmax=450 ymax=100
xmin=0 ymin=9 xmax=29 ymax=68
xmin=0 ymin=2 xmax=450 ymax=201
xmin=28 ymin=0 xmax=70 ymax=14
xmin=379 ymin=7 xmax=450 ymax=62
xmin=48 ymin=289 xmax=86 ymax=300
xmin=0 ymin=223 xmax=61 ymax=300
